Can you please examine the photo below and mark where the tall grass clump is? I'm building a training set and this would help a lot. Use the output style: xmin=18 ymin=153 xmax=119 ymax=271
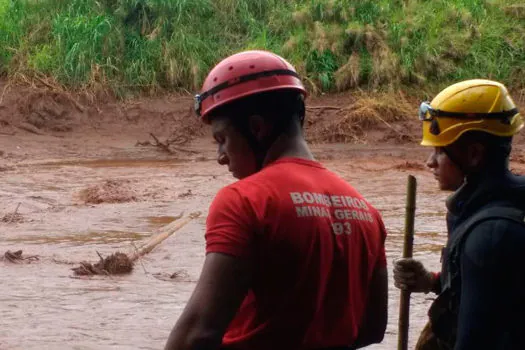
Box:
xmin=0 ymin=0 xmax=523 ymax=97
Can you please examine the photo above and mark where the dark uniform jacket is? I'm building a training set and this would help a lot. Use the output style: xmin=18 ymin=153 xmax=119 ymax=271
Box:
xmin=440 ymin=169 xmax=525 ymax=349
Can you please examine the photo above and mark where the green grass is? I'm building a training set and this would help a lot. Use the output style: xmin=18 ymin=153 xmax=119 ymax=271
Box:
xmin=0 ymin=0 xmax=523 ymax=98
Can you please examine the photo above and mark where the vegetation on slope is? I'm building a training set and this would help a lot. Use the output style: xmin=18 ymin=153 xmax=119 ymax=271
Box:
xmin=0 ymin=0 xmax=523 ymax=98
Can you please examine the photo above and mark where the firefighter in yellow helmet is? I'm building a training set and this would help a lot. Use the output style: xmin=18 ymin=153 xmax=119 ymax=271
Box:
xmin=393 ymin=79 xmax=525 ymax=349
xmin=420 ymin=79 xmax=522 ymax=147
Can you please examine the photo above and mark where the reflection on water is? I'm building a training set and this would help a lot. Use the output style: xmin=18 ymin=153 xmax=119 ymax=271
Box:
xmin=29 ymin=158 xmax=183 ymax=169
xmin=5 ymin=230 xmax=150 ymax=245
xmin=144 ymin=216 xmax=179 ymax=226
xmin=0 ymin=158 xmax=449 ymax=350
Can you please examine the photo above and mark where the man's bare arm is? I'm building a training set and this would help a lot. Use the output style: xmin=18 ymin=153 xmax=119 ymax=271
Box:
xmin=164 ymin=252 xmax=252 ymax=350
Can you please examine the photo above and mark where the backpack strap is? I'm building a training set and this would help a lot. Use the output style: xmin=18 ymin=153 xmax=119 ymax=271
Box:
xmin=442 ymin=206 xmax=525 ymax=291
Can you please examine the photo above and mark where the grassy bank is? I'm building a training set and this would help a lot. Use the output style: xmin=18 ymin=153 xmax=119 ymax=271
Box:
xmin=0 ymin=0 xmax=523 ymax=98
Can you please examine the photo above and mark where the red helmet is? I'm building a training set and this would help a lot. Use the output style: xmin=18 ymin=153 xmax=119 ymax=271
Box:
xmin=194 ymin=50 xmax=307 ymax=124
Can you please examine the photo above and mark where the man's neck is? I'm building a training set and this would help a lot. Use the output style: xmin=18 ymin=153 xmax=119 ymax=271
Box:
xmin=262 ymin=134 xmax=315 ymax=167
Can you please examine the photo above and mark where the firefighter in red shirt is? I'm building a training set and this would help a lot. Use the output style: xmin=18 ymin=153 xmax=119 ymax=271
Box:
xmin=164 ymin=50 xmax=388 ymax=350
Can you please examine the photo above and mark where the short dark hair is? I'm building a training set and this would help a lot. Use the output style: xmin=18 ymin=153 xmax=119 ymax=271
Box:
xmin=209 ymin=89 xmax=306 ymax=134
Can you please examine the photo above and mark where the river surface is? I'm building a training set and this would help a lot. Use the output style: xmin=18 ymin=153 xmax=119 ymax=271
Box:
xmin=1 ymin=150 xmax=451 ymax=350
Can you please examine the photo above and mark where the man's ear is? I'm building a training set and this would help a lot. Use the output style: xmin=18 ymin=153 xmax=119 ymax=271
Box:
xmin=466 ymin=142 xmax=486 ymax=169
xmin=247 ymin=114 xmax=271 ymax=142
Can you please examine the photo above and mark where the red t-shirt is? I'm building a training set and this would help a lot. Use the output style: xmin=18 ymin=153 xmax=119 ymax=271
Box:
xmin=205 ymin=158 xmax=387 ymax=349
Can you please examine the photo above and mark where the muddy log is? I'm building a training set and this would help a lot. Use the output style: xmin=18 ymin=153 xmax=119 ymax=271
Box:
xmin=2 ymin=250 xmax=39 ymax=263
xmin=72 ymin=211 xmax=201 ymax=276
xmin=128 ymin=212 xmax=201 ymax=261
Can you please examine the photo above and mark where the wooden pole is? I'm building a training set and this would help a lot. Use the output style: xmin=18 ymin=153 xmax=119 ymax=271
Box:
xmin=129 ymin=211 xmax=201 ymax=262
xmin=397 ymin=175 xmax=417 ymax=350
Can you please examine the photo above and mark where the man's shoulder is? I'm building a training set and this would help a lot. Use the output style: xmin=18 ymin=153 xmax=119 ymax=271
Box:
xmin=462 ymin=216 xmax=525 ymax=266
xmin=231 ymin=159 xmax=337 ymax=189
xmin=214 ymin=173 xmax=276 ymax=206
xmin=219 ymin=159 xmax=369 ymax=206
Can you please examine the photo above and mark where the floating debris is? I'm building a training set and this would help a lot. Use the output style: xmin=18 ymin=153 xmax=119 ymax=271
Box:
xmin=3 ymin=250 xmax=39 ymax=263
xmin=72 ymin=252 xmax=133 ymax=276
xmin=1 ymin=203 xmax=24 ymax=224
xmin=71 ymin=211 xmax=201 ymax=276
xmin=151 ymin=270 xmax=191 ymax=282
xmin=78 ymin=179 xmax=138 ymax=204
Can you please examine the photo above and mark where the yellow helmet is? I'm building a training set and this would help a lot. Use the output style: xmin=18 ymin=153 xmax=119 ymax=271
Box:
xmin=419 ymin=79 xmax=523 ymax=147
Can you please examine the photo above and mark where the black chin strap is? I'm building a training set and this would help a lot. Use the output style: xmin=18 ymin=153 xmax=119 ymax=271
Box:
xmin=442 ymin=146 xmax=467 ymax=175
xmin=234 ymin=94 xmax=305 ymax=170
xmin=239 ymin=128 xmax=269 ymax=171
xmin=236 ymin=117 xmax=292 ymax=171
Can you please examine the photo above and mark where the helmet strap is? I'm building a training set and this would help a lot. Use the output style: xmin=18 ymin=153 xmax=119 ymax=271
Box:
xmin=234 ymin=115 xmax=291 ymax=171
xmin=442 ymin=146 xmax=467 ymax=175
xmin=443 ymin=133 xmax=512 ymax=178
xmin=242 ymin=129 xmax=268 ymax=171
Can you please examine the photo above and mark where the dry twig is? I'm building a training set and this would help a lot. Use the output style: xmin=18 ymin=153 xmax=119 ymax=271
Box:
xmin=137 ymin=133 xmax=198 ymax=154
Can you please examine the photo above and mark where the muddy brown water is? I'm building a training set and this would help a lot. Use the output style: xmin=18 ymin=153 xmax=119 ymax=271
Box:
xmin=1 ymin=81 xmax=524 ymax=349
xmin=0 ymin=139 xmax=470 ymax=349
